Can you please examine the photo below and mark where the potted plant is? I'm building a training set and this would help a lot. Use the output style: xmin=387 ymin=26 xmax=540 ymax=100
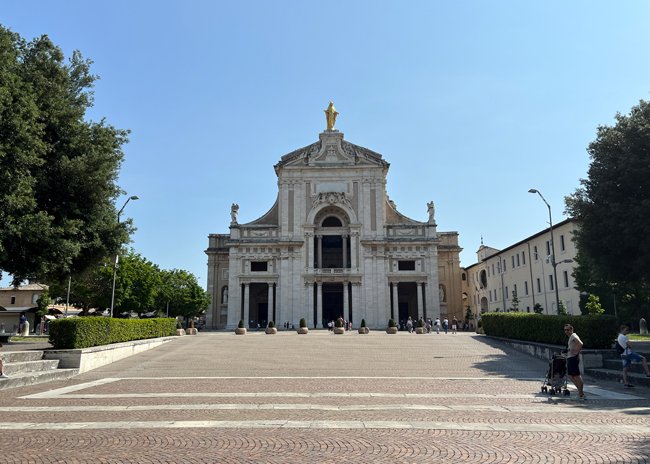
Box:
xmin=265 ymin=320 xmax=277 ymax=334
xmin=358 ymin=318 xmax=369 ymax=334
xmin=186 ymin=319 xmax=198 ymax=335
xmin=386 ymin=318 xmax=398 ymax=334
xmin=415 ymin=318 xmax=426 ymax=334
xmin=175 ymin=320 xmax=186 ymax=336
xmin=235 ymin=319 xmax=247 ymax=335
xmin=334 ymin=318 xmax=345 ymax=334
xmin=297 ymin=317 xmax=309 ymax=334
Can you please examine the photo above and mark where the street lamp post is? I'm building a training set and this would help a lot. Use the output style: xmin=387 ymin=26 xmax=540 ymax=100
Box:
xmin=528 ymin=188 xmax=561 ymax=314
xmin=109 ymin=195 xmax=139 ymax=318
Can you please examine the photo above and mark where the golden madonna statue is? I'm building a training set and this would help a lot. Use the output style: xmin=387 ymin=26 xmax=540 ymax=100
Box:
xmin=324 ymin=101 xmax=339 ymax=130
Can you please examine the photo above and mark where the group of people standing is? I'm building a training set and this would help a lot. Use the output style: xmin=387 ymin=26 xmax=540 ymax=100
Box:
xmin=404 ymin=316 xmax=458 ymax=334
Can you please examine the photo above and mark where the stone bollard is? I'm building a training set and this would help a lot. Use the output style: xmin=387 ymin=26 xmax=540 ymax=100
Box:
xmin=640 ymin=318 xmax=648 ymax=335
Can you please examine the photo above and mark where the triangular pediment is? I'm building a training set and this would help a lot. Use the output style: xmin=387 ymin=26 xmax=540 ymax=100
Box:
xmin=275 ymin=132 xmax=390 ymax=172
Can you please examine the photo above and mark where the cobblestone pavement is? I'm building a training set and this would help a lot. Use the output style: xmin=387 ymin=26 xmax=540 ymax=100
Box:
xmin=0 ymin=331 xmax=648 ymax=463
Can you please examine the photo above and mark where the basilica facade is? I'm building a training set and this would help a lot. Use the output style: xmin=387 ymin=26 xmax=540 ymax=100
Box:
xmin=205 ymin=105 xmax=463 ymax=329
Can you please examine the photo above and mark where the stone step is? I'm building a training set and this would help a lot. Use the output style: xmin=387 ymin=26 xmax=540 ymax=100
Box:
xmin=0 ymin=368 xmax=79 ymax=391
xmin=4 ymin=359 xmax=60 ymax=375
xmin=603 ymin=358 xmax=650 ymax=374
xmin=585 ymin=367 xmax=650 ymax=388
xmin=1 ymin=350 xmax=46 ymax=363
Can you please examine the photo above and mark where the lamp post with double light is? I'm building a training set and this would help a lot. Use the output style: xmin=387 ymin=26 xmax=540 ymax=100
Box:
xmin=109 ymin=195 xmax=139 ymax=318
xmin=528 ymin=188 xmax=562 ymax=314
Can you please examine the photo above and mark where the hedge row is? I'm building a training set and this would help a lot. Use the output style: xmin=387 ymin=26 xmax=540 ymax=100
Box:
xmin=48 ymin=317 xmax=177 ymax=349
xmin=480 ymin=313 xmax=617 ymax=349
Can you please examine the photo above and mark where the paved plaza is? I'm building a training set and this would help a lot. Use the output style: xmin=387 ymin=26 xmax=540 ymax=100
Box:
xmin=0 ymin=331 xmax=648 ymax=463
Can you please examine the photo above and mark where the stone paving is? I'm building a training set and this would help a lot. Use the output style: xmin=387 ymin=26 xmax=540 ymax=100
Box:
xmin=0 ymin=331 xmax=648 ymax=463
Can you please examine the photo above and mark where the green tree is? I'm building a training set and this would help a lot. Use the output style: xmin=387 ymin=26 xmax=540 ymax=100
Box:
xmin=0 ymin=26 xmax=130 ymax=285
xmin=533 ymin=303 xmax=544 ymax=314
xmin=509 ymin=291 xmax=520 ymax=312
xmin=585 ymin=294 xmax=605 ymax=315
xmin=558 ymin=300 xmax=568 ymax=316
xmin=566 ymin=99 xmax=650 ymax=321
xmin=160 ymin=269 xmax=210 ymax=322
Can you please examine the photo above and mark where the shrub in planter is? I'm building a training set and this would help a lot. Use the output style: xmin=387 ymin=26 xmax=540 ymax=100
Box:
xmin=298 ymin=318 xmax=308 ymax=334
xmin=358 ymin=318 xmax=369 ymax=334
xmin=386 ymin=318 xmax=398 ymax=334
xmin=335 ymin=319 xmax=343 ymax=328
xmin=235 ymin=319 xmax=246 ymax=335
xmin=300 ymin=318 xmax=307 ymax=328
xmin=266 ymin=320 xmax=277 ymax=334
xmin=334 ymin=318 xmax=345 ymax=334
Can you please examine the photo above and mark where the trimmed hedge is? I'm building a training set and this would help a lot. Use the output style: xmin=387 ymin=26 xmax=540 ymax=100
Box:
xmin=48 ymin=317 xmax=177 ymax=349
xmin=480 ymin=313 xmax=617 ymax=349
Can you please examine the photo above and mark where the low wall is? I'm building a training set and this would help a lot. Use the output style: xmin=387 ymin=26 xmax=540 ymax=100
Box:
xmin=43 ymin=336 xmax=177 ymax=373
xmin=488 ymin=336 xmax=607 ymax=371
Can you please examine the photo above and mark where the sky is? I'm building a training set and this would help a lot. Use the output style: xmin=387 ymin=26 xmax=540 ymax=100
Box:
xmin=2 ymin=1 xmax=650 ymax=288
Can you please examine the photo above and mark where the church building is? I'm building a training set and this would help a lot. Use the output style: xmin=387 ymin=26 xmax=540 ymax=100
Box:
xmin=205 ymin=103 xmax=463 ymax=329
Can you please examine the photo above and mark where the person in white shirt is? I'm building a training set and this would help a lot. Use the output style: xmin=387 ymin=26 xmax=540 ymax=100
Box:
xmin=617 ymin=325 xmax=650 ymax=388
xmin=563 ymin=324 xmax=585 ymax=400
xmin=0 ymin=343 xmax=8 ymax=379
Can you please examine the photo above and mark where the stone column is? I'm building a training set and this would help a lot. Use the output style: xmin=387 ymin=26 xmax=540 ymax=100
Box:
xmin=343 ymin=282 xmax=350 ymax=323
xmin=417 ymin=282 xmax=424 ymax=320
xmin=243 ymin=283 xmax=250 ymax=328
xmin=392 ymin=282 xmax=399 ymax=321
xmin=342 ymin=235 xmax=348 ymax=268
xmin=306 ymin=232 xmax=314 ymax=269
xmin=317 ymin=236 xmax=322 ymax=269
xmin=267 ymin=283 xmax=274 ymax=324
xmin=316 ymin=282 xmax=323 ymax=328
xmin=351 ymin=282 xmax=362 ymax=325
xmin=350 ymin=232 xmax=358 ymax=270
xmin=307 ymin=282 xmax=314 ymax=328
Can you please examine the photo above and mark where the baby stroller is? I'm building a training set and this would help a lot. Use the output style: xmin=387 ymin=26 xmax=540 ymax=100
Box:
xmin=541 ymin=354 xmax=570 ymax=396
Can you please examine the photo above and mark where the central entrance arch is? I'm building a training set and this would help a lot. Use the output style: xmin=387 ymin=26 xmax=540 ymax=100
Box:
xmin=322 ymin=283 xmax=343 ymax=326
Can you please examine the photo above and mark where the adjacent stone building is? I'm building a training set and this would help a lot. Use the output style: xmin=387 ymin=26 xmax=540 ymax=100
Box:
xmin=462 ymin=219 xmax=580 ymax=316
xmin=206 ymin=105 xmax=463 ymax=329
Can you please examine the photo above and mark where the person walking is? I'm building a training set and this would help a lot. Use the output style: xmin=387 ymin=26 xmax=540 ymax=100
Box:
xmin=434 ymin=317 xmax=441 ymax=334
xmin=451 ymin=317 xmax=458 ymax=334
xmin=617 ymin=324 xmax=650 ymax=388
xmin=563 ymin=324 xmax=586 ymax=400
xmin=442 ymin=318 xmax=449 ymax=334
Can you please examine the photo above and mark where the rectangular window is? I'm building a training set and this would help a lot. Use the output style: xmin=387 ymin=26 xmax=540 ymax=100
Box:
xmin=489 ymin=291 xmax=492 ymax=302
xmin=563 ymin=270 xmax=569 ymax=288
xmin=251 ymin=261 xmax=268 ymax=272
xmin=513 ymin=284 xmax=517 ymax=295
xmin=505 ymin=286 xmax=508 ymax=300
xmin=492 ymin=264 xmax=495 ymax=274
xmin=534 ymin=246 xmax=538 ymax=261
xmin=524 ymin=281 xmax=529 ymax=295
xmin=536 ymin=278 xmax=541 ymax=293
xmin=546 ymin=240 xmax=551 ymax=257
xmin=503 ymin=260 xmax=506 ymax=272
xmin=549 ymin=275 xmax=554 ymax=291
xmin=511 ymin=256 xmax=515 ymax=268
xmin=487 ymin=267 xmax=490 ymax=277
xmin=522 ymin=252 xmax=526 ymax=265
xmin=398 ymin=260 xmax=416 ymax=271
xmin=560 ymin=234 xmax=566 ymax=251
xmin=516 ymin=254 xmax=520 ymax=267
xmin=11 ymin=296 xmax=15 ymax=305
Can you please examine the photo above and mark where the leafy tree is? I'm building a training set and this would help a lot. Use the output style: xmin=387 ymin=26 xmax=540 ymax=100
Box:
xmin=566 ymin=99 xmax=650 ymax=321
xmin=585 ymin=294 xmax=605 ymax=315
xmin=160 ymin=269 xmax=209 ymax=322
xmin=533 ymin=303 xmax=544 ymax=314
xmin=558 ymin=300 xmax=568 ymax=316
xmin=0 ymin=26 xmax=130 ymax=285
xmin=113 ymin=252 xmax=161 ymax=316
xmin=509 ymin=291 xmax=520 ymax=312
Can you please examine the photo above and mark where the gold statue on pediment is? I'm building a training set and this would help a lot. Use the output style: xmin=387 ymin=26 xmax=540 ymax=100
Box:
xmin=324 ymin=101 xmax=339 ymax=131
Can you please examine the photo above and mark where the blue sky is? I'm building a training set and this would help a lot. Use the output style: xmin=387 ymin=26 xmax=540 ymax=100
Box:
xmin=2 ymin=1 xmax=650 ymax=288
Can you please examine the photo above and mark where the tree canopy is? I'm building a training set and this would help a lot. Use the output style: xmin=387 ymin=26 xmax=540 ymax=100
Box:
xmin=566 ymin=99 xmax=650 ymax=321
xmin=0 ymin=25 xmax=129 ymax=285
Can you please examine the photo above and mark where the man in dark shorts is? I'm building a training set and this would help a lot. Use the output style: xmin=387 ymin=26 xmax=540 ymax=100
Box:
xmin=564 ymin=324 xmax=585 ymax=400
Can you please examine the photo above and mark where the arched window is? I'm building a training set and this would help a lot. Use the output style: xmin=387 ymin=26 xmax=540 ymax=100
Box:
xmin=322 ymin=216 xmax=342 ymax=227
